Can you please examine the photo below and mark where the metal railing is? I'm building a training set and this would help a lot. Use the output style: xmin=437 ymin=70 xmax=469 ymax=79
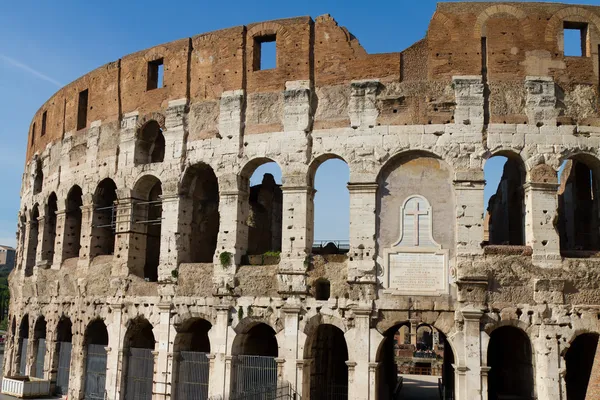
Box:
xmin=56 ymin=341 xmax=72 ymax=395
xmin=312 ymin=240 xmax=350 ymax=254
xmin=231 ymin=381 xmax=300 ymax=400
xmin=84 ymin=344 xmax=107 ymax=400
xmin=34 ymin=338 xmax=46 ymax=378
xmin=309 ymin=383 xmax=348 ymax=400
xmin=231 ymin=355 xmax=278 ymax=400
xmin=176 ymin=351 xmax=210 ymax=400
xmin=125 ymin=347 xmax=154 ymax=400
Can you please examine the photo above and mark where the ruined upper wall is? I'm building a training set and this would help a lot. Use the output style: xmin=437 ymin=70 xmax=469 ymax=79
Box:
xmin=26 ymin=3 xmax=600 ymax=160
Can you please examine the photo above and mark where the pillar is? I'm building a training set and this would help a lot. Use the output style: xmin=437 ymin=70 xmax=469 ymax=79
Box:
xmin=113 ymin=195 xmax=142 ymax=277
xmin=347 ymin=182 xmax=378 ymax=283
xmin=461 ymin=307 xmax=484 ymax=400
xmin=36 ymin=207 xmax=52 ymax=268
xmin=106 ymin=303 xmax=124 ymax=400
xmin=153 ymin=302 xmax=174 ymax=400
xmin=454 ymin=172 xmax=485 ymax=256
xmin=164 ymin=99 xmax=187 ymax=162
xmin=158 ymin=193 xmax=186 ymax=282
xmin=524 ymin=182 xmax=561 ymax=263
xmin=23 ymin=213 xmax=38 ymax=276
xmin=276 ymin=304 xmax=302 ymax=387
xmin=533 ymin=333 xmax=562 ymax=400
xmin=78 ymin=195 xmax=95 ymax=267
xmin=68 ymin=324 xmax=86 ymax=400
xmin=208 ymin=305 xmax=233 ymax=398
xmin=118 ymin=112 xmax=139 ymax=169
xmin=345 ymin=308 xmax=373 ymax=400
xmin=410 ymin=319 xmax=418 ymax=346
xmin=51 ymin=209 xmax=67 ymax=269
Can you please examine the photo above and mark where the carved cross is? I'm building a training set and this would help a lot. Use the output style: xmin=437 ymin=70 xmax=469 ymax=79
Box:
xmin=405 ymin=202 xmax=428 ymax=246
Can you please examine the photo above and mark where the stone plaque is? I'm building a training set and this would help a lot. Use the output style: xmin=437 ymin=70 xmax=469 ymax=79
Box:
xmin=387 ymin=252 xmax=447 ymax=295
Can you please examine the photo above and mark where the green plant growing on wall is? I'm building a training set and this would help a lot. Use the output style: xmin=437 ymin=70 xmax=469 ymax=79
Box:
xmin=171 ymin=269 xmax=179 ymax=279
xmin=220 ymin=251 xmax=233 ymax=268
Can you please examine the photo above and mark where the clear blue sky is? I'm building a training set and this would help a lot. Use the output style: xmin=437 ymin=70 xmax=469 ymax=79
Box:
xmin=0 ymin=0 xmax=595 ymax=247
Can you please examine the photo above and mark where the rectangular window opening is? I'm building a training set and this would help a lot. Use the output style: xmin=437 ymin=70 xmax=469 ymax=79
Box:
xmin=41 ymin=112 xmax=47 ymax=137
xmin=254 ymin=35 xmax=277 ymax=71
xmin=147 ymin=59 xmax=164 ymax=90
xmin=31 ymin=123 xmax=36 ymax=147
xmin=77 ymin=89 xmax=88 ymax=131
xmin=564 ymin=22 xmax=588 ymax=57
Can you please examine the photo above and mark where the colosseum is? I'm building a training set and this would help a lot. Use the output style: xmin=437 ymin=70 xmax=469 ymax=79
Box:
xmin=4 ymin=2 xmax=600 ymax=400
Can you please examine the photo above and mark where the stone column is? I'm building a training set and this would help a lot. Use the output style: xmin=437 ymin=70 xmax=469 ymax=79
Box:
xmin=22 ymin=213 xmax=38 ymax=276
xmin=113 ymin=195 xmax=143 ymax=277
xmin=296 ymin=359 xmax=311 ymax=399
xmin=345 ymin=308 xmax=373 ymax=400
xmin=276 ymin=304 xmax=302 ymax=387
xmin=409 ymin=319 xmax=419 ymax=346
xmin=525 ymin=76 xmax=559 ymax=126
xmin=119 ymin=111 xmax=139 ymax=168
xmin=219 ymin=90 xmax=244 ymax=155
xmin=214 ymin=176 xmax=247 ymax=295
xmin=153 ymin=302 xmax=174 ymax=400
xmin=35 ymin=207 xmax=52 ymax=268
xmin=106 ymin=303 xmax=124 ymax=400
xmin=78 ymin=195 xmax=95 ymax=267
xmin=164 ymin=99 xmax=187 ymax=161
xmin=462 ymin=307 xmax=484 ymax=400
xmin=278 ymin=184 xmax=313 ymax=295
xmin=368 ymin=362 xmax=378 ymax=400
xmin=51 ymin=209 xmax=67 ymax=269
xmin=452 ymin=76 xmax=484 ymax=126
xmin=68 ymin=324 xmax=86 ymax=400
xmin=208 ymin=305 xmax=233 ymax=398
xmin=454 ymin=172 xmax=485 ymax=256
xmin=158 ymin=193 xmax=185 ymax=283
xmin=347 ymin=183 xmax=378 ymax=284
xmin=349 ymin=80 xmax=380 ymax=129
xmin=533 ymin=333 xmax=562 ymax=400
xmin=524 ymin=182 xmax=561 ymax=263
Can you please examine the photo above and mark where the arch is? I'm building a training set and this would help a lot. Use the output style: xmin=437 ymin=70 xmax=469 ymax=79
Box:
xmin=487 ymin=326 xmax=534 ymax=400
xmin=24 ymin=204 xmax=40 ymax=276
xmin=545 ymin=7 xmax=600 ymax=43
xmin=17 ymin=314 xmax=29 ymax=376
xmin=232 ymin=322 xmax=278 ymax=357
xmin=565 ymin=332 xmax=599 ymax=400
xmin=32 ymin=315 xmax=47 ymax=379
xmin=132 ymin=175 xmax=163 ymax=281
xmin=180 ymin=163 xmax=220 ymax=263
xmin=376 ymin=150 xmax=448 ymax=182
xmin=83 ymin=319 xmax=109 ymax=400
xmin=136 ymin=119 xmax=165 ymax=164
xmin=42 ymin=193 xmax=58 ymax=264
xmin=303 ymin=314 xmax=348 ymax=339
xmin=33 ymin=159 xmax=43 ymax=195
xmin=91 ymin=178 xmax=118 ymax=257
xmin=63 ymin=185 xmax=83 ymax=260
xmin=430 ymin=12 xmax=460 ymax=41
xmin=474 ymin=4 xmax=531 ymax=38
xmin=484 ymin=151 xmax=526 ymax=246
xmin=122 ymin=317 xmax=156 ymax=400
xmin=307 ymin=153 xmax=347 ymax=187
xmin=558 ymin=153 xmax=600 ymax=253
xmin=53 ymin=317 xmax=73 ymax=395
xmin=172 ymin=318 xmax=212 ymax=400
xmin=17 ymin=211 xmax=27 ymax=269
xmin=304 ymin=323 xmax=348 ymax=400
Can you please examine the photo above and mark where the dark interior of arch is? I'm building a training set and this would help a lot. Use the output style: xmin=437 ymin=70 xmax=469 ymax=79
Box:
xmin=126 ymin=319 xmax=155 ymax=349
xmin=235 ymin=323 xmax=278 ymax=357
xmin=19 ymin=315 xmax=29 ymax=339
xmin=559 ymin=159 xmax=600 ymax=252
xmin=247 ymin=172 xmax=282 ymax=256
xmin=138 ymin=121 xmax=165 ymax=164
xmin=34 ymin=317 xmax=47 ymax=340
xmin=25 ymin=206 xmax=40 ymax=276
xmin=43 ymin=193 xmax=58 ymax=263
xmin=93 ymin=179 xmax=118 ymax=256
xmin=86 ymin=320 xmax=109 ymax=346
xmin=487 ymin=326 xmax=534 ymax=400
xmin=187 ymin=165 xmax=220 ymax=263
xmin=57 ymin=318 xmax=73 ymax=343
xmin=64 ymin=186 xmax=83 ymax=259
xmin=486 ymin=156 xmax=525 ymax=246
xmin=144 ymin=181 xmax=162 ymax=282
xmin=315 ymin=279 xmax=331 ymax=301
xmin=33 ymin=161 xmax=43 ymax=195
xmin=175 ymin=319 xmax=212 ymax=352
xmin=565 ymin=333 xmax=599 ymax=400
xmin=309 ymin=324 xmax=348 ymax=400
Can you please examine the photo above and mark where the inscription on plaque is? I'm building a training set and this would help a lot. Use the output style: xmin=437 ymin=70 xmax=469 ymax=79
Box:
xmin=388 ymin=253 xmax=446 ymax=294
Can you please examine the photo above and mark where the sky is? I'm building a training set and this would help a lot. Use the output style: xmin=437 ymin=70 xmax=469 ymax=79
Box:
xmin=0 ymin=0 xmax=596 ymax=247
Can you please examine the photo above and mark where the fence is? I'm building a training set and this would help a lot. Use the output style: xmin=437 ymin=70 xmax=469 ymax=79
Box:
xmin=231 ymin=355 xmax=278 ymax=400
xmin=56 ymin=341 xmax=72 ymax=395
xmin=84 ymin=344 xmax=107 ymax=400
xmin=19 ymin=338 xmax=28 ymax=375
xmin=176 ymin=351 xmax=210 ymax=400
xmin=231 ymin=381 xmax=300 ymax=400
xmin=34 ymin=339 xmax=46 ymax=379
xmin=125 ymin=347 xmax=154 ymax=400
xmin=309 ymin=383 xmax=348 ymax=400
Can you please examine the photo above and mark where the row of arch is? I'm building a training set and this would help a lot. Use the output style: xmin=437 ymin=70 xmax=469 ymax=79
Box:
xmin=9 ymin=311 xmax=600 ymax=400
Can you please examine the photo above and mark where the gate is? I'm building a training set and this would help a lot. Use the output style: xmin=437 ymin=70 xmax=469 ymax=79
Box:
xmin=35 ymin=338 xmax=46 ymax=378
xmin=84 ymin=344 xmax=107 ymax=400
xmin=309 ymin=382 xmax=347 ymax=400
xmin=176 ymin=351 xmax=210 ymax=400
xmin=231 ymin=355 xmax=277 ymax=400
xmin=125 ymin=347 xmax=154 ymax=400
xmin=19 ymin=338 xmax=28 ymax=375
xmin=56 ymin=342 xmax=72 ymax=395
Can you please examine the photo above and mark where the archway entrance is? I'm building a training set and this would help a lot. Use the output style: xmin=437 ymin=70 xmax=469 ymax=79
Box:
xmin=306 ymin=324 xmax=348 ymax=400
xmin=54 ymin=317 xmax=73 ymax=395
xmin=173 ymin=319 xmax=212 ymax=400
xmin=565 ymin=333 xmax=599 ymax=400
xmin=231 ymin=323 xmax=278 ymax=399
xmin=32 ymin=316 xmax=47 ymax=379
xmin=123 ymin=318 xmax=155 ymax=400
xmin=487 ymin=326 xmax=534 ymax=400
xmin=83 ymin=320 xmax=109 ymax=400
xmin=378 ymin=323 xmax=454 ymax=400
xmin=17 ymin=315 xmax=29 ymax=376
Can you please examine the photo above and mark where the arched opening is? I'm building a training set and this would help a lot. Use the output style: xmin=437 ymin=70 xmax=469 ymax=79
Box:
xmin=133 ymin=176 xmax=163 ymax=282
xmin=172 ymin=319 xmax=212 ymax=400
xmin=122 ymin=318 xmax=156 ymax=400
xmin=305 ymin=324 xmax=348 ymax=400
xmin=53 ymin=317 xmax=73 ymax=395
xmin=17 ymin=211 xmax=26 ymax=270
xmin=231 ymin=322 xmax=278 ymax=398
xmin=32 ymin=316 xmax=47 ymax=379
xmin=83 ymin=319 xmax=109 ymax=400
xmin=91 ymin=179 xmax=118 ymax=257
xmin=136 ymin=120 xmax=165 ymax=164
xmin=25 ymin=205 xmax=40 ymax=276
xmin=314 ymin=279 xmax=331 ymax=301
xmin=487 ymin=326 xmax=534 ymax=400
xmin=558 ymin=156 xmax=600 ymax=253
xmin=63 ymin=185 xmax=83 ymax=260
xmin=182 ymin=164 xmax=220 ymax=263
xmin=309 ymin=156 xmax=350 ymax=255
xmin=484 ymin=154 xmax=526 ymax=246
xmin=377 ymin=323 xmax=454 ymax=400
xmin=42 ymin=193 xmax=58 ymax=264
xmin=243 ymin=160 xmax=282 ymax=259
xmin=33 ymin=160 xmax=43 ymax=195
xmin=565 ymin=332 xmax=599 ymax=400
xmin=17 ymin=315 xmax=29 ymax=376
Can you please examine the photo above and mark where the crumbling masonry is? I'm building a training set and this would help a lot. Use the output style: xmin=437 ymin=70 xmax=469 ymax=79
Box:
xmin=6 ymin=2 xmax=600 ymax=400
